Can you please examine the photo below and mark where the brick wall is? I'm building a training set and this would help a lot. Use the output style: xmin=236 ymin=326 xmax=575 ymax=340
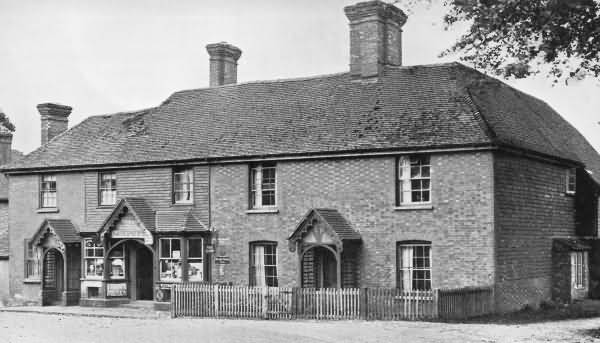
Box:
xmin=8 ymin=173 xmax=85 ymax=302
xmin=210 ymin=152 xmax=495 ymax=289
xmin=494 ymin=152 xmax=576 ymax=312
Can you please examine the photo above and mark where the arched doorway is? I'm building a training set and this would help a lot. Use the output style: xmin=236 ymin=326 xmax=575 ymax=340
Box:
xmin=42 ymin=248 xmax=64 ymax=305
xmin=302 ymin=246 xmax=338 ymax=288
xmin=106 ymin=239 xmax=154 ymax=301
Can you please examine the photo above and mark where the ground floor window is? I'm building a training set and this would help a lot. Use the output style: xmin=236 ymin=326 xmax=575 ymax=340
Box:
xmin=187 ymin=238 xmax=204 ymax=282
xmin=84 ymin=239 xmax=104 ymax=278
xmin=24 ymin=239 xmax=42 ymax=280
xmin=160 ymin=238 xmax=182 ymax=281
xmin=250 ymin=241 xmax=278 ymax=287
xmin=397 ymin=241 xmax=432 ymax=291
xmin=572 ymin=251 xmax=589 ymax=289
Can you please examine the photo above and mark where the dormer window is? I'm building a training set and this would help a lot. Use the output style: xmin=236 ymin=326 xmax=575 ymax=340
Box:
xmin=173 ymin=168 xmax=194 ymax=204
xmin=566 ymin=168 xmax=576 ymax=195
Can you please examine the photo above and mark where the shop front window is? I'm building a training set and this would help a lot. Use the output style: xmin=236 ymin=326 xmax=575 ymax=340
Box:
xmin=109 ymin=245 xmax=126 ymax=279
xmin=160 ymin=238 xmax=182 ymax=281
xmin=84 ymin=239 xmax=104 ymax=278
xmin=188 ymin=238 xmax=204 ymax=282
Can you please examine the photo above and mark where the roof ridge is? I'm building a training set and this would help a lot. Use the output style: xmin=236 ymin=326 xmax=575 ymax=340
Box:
xmin=166 ymin=71 xmax=350 ymax=98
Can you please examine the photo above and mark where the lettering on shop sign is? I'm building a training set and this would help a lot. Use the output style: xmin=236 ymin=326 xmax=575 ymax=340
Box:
xmin=215 ymin=256 xmax=230 ymax=264
xmin=107 ymin=283 xmax=127 ymax=297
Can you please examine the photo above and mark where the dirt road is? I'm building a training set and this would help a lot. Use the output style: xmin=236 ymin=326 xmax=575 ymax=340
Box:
xmin=2 ymin=312 xmax=600 ymax=342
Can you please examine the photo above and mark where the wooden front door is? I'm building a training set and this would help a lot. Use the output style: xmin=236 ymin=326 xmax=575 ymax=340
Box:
xmin=42 ymin=249 xmax=64 ymax=305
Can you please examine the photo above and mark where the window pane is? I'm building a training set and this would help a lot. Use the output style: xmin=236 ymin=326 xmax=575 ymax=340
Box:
xmin=262 ymin=190 xmax=276 ymax=206
xmin=160 ymin=239 xmax=170 ymax=258
xmin=171 ymin=239 xmax=181 ymax=257
xmin=188 ymin=261 xmax=203 ymax=281
xmin=188 ymin=239 xmax=203 ymax=258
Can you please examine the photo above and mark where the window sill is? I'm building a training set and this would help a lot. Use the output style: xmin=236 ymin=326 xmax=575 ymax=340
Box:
xmin=23 ymin=278 xmax=41 ymax=284
xmin=36 ymin=207 xmax=59 ymax=213
xmin=394 ymin=204 xmax=433 ymax=211
xmin=171 ymin=203 xmax=194 ymax=207
xmin=246 ymin=208 xmax=279 ymax=214
xmin=97 ymin=205 xmax=115 ymax=209
xmin=565 ymin=192 xmax=576 ymax=197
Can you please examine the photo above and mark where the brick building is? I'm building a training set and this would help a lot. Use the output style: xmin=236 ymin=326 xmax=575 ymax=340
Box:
xmin=2 ymin=0 xmax=600 ymax=312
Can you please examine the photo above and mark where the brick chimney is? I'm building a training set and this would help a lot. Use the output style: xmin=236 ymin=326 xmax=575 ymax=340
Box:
xmin=37 ymin=103 xmax=72 ymax=145
xmin=344 ymin=0 xmax=408 ymax=79
xmin=206 ymin=42 xmax=242 ymax=87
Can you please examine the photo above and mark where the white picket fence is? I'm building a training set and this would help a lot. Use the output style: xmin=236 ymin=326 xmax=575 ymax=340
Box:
xmin=170 ymin=283 xmax=493 ymax=320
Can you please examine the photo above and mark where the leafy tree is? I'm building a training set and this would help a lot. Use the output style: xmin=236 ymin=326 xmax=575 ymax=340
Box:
xmin=396 ymin=0 xmax=600 ymax=83
xmin=0 ymin=110 xmax=16 ymax=132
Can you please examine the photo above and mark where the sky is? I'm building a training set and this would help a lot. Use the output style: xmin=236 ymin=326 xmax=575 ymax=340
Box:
xmin=0 ymin=0 xmax=599 ymax=154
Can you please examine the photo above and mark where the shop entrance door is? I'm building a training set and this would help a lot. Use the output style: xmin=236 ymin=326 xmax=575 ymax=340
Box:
xmin=135 ymin=244 xmax=154 ymax=300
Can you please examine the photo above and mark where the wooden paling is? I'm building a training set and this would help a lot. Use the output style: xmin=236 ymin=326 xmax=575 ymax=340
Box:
xmin=170 ymin=284 xmax=493 ymax=321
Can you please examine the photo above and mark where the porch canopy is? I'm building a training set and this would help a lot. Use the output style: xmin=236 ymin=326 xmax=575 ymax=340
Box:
xmin=31 ymin=219 xmax=80 ymax=252
xmin=98 ymin=197 xmax=156 ymax=245
xmin=288 ymin=208 xmax=361 ymax=288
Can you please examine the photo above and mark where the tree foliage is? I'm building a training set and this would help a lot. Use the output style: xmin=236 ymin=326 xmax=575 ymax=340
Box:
xmin=396 ymin=0 xmax=600 ymax=82
xmin=0 ymin=110 xmax=16 ymax=132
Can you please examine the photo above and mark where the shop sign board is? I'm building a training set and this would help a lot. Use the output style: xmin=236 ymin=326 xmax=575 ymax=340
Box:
xmin=107 ymin=283 xmax=127 ymax=297
xmin=215 ymin=256 xmax=230 ymax=264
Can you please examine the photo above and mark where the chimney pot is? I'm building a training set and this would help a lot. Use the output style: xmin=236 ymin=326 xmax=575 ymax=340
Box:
xmin=344 ymin=0 xmax=408 ymax=79
xmin=37 ymin=102 xmax=72 ymax=145
xmin=206 ymin=42 xmax=242 ymax=87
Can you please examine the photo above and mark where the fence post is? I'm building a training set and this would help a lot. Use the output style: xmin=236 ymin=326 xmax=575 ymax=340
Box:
xmin=261 ymin=287 xmax=268 ymax=319
xmin=214 ymin=284 xmax=219 ymax=318
xmin=360 ymin=288 xmax=368 ymax=320
xmin=433 ymin=289 xmax=439 ymax=319
xmin=170 ymin=284 xmax=175 ymax=318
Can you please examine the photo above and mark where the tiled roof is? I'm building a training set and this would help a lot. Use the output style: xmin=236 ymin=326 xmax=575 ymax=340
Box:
xmin=45 ymin=219 xmax=79 ymax=244
xmin=553 ymin=238 xmax=592 ymax=252
xmin=156 ymin=210 xmax=209 ymax=232
xmin=289 ymin=208 xmax=361 ymax=242
xmin=123 ymin=197 xmax=156 ymax=232
xmin=2 ymin=63 xmax=599 ymax=185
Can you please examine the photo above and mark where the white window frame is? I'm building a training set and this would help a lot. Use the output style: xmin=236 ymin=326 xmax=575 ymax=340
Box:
xmin=108 ymin=244 xmax=126 ymax=280
xmin=187 ymin=237 xmax=204 ymax=282
xmin=173 ymin=168 xmax=194 ymax=204
xmin=40 ymin=174 xmax=57 ymax=208
xmin=397 ymin=155 xmax=431 ymax=205
xmin=397 ymin=242 xmax=432 ymax=291
xmin=250 ymin=242 xmax=278 ymax=287
xmin=84 ymin=239 xmax=104 ymax=279
xmin=566 ymin=168 xmax=576 ymax=195
xmin=572 ymin=251 xmax=588 ymax=289
xmin=249 ymin=164 xmax=277 ymax=209
xmin=160 ymin=237 xmax=182 ymax=281
xmin=99 ymin=172 xmax=117 ymax=206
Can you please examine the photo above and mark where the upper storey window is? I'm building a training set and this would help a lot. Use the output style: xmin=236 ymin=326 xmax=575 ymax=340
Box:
xmin=99 ymin=172 xmax=117 ymax=206
xmin=249 ymin=163 xmax=276 ymax=209
xmin=40 ymin=174 xmax=57 ymax=208
xmin=396 ymin=155 xmax=431 ymax=205
xmin=173 ymin=168 xmax=194 ymax=204
xmin=566 ymin=168 xmax=576 ymax=195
